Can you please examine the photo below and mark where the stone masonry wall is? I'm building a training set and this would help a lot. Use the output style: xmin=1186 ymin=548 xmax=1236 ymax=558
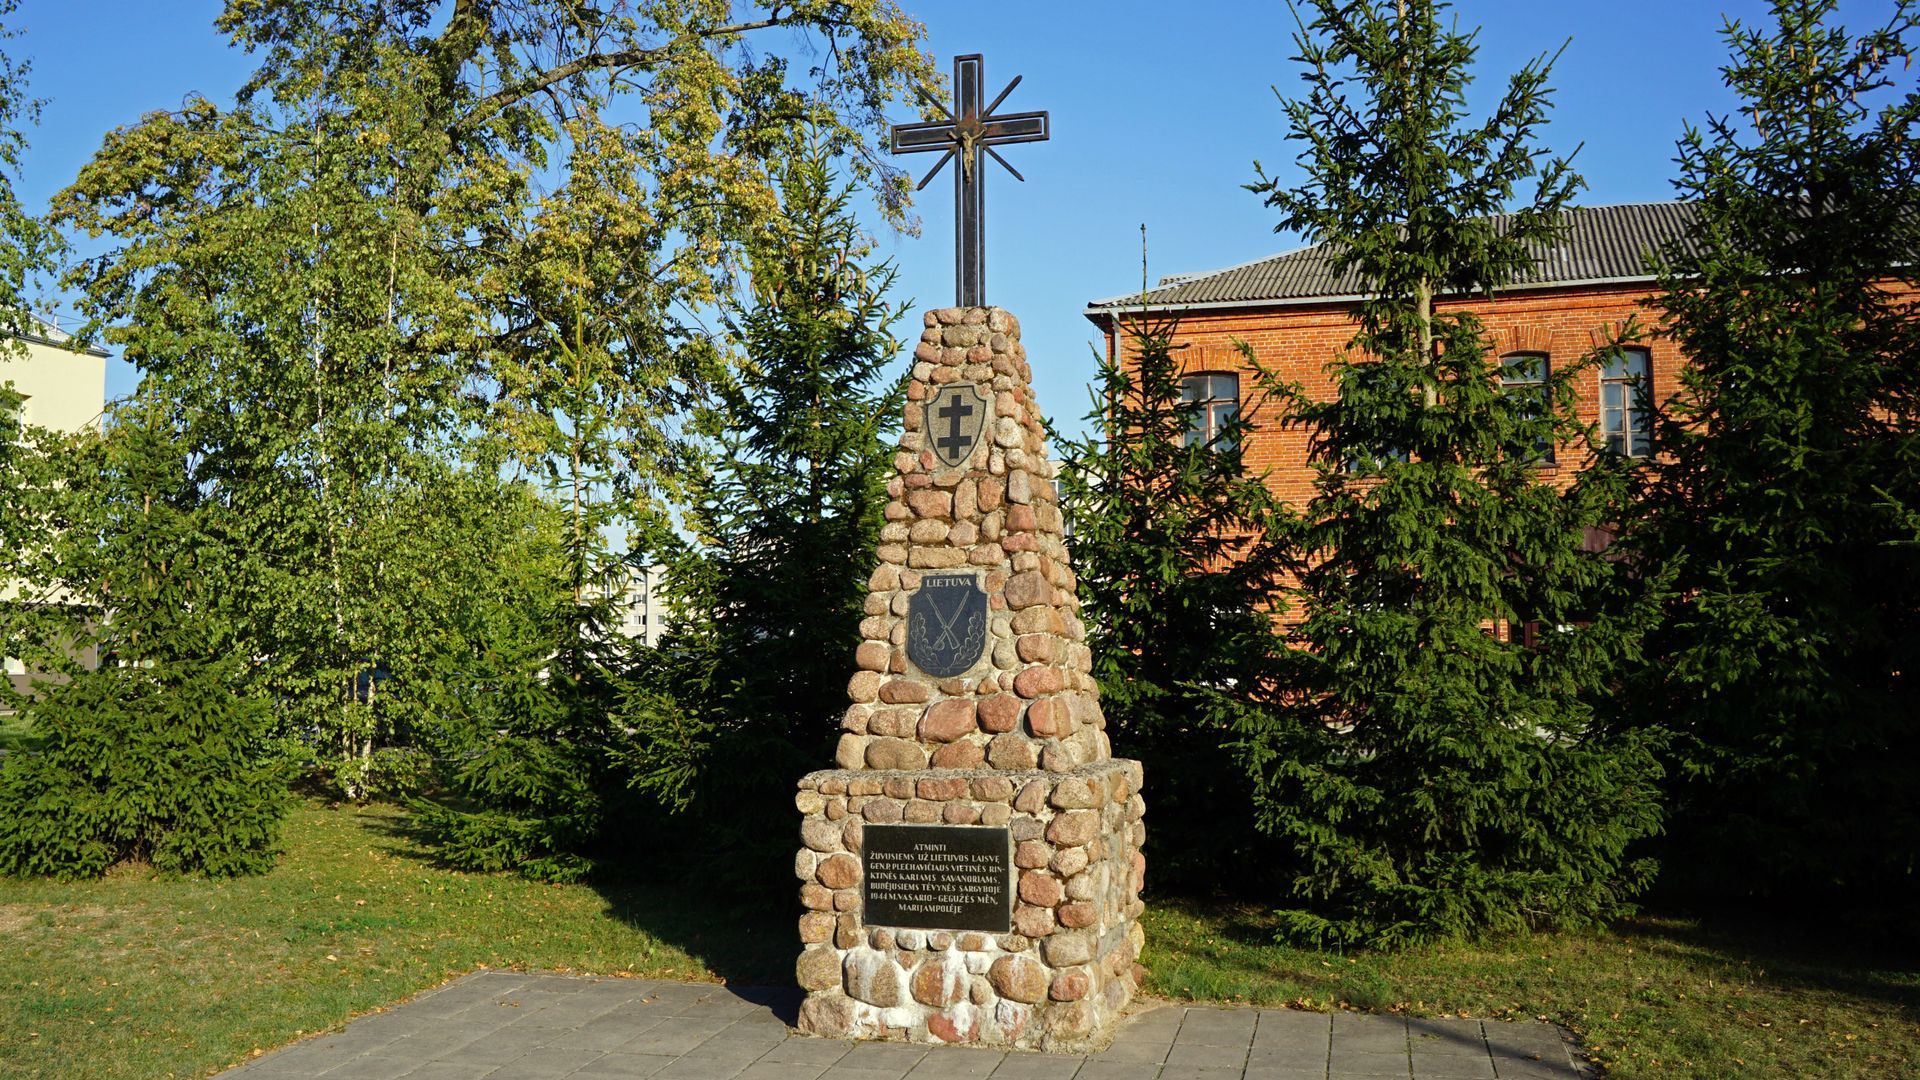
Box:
xmin=794 ymin=307 xmax=1147 ymax=1051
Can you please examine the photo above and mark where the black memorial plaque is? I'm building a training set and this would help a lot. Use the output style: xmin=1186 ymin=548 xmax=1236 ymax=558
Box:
xmin=862 ymin=824 xmax=1012 ymax=932
xmin=906 ymin=573 xmax=987 ymax=677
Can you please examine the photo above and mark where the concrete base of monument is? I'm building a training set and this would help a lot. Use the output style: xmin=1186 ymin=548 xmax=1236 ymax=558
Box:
xmin=792 ymin=760 xmax=1146 ymax=1051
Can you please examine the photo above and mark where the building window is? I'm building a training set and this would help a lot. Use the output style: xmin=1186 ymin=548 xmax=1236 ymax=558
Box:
xmin=1601 ymin=348 xmax=1652 ymax=457
xmin=1500 ymin=352 xmax=1553 ymax=463
xmin=1180 ymin=372 xmax=1238 ymax=450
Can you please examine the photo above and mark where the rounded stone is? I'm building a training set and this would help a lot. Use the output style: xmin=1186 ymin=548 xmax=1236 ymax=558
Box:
xmin=1013 ymin=666 xmax=1064 ymax=699
xmin=866 ymin=738 xmax=929 ymax=770
xmin=1049 ymin=777 xmax=1102 ymax=810
xmin=844 ymin=948 xmax=906 ymax=1008
xmin=977 ymin=693 xmax=1024 ymax=734
xmin=1019 ymin=871 xmax=1064 ymax=908
xmin=868 ymin=707 xmax=918 ymax=739
xmin=1047 ymin=811 xmax=1099 ymax=848
xmin=919 ymin=699 xmax=979 ymax=743
xmin=1025 ymin=697 xmax=1064 ymax=737
xmin=801 ymin=819 xmax=842 ymax=853
xmin=1056 ymin=901 xmax=1097 ymax=929
xmin=931 ymin=740 xmax=986 ymax=769
xmin=796 ymin=992 xmax=857 ymax=1037
xmin=987 ymin=954 xmax=1048 ymax=1005
xmin=1011 ymin=904 xmax=1056 ymax=939
xmin=1049 ymin=969 xmax=1091 ymax=1002
xmin=1051 ymin=846 xmax=1090 ymax=878
xmin=848 ymin=671 xmax=883 ymax=703
xmin=799 ymin=911 xmax=836 ymax=943
xmin=835 ymin=734 xmax=868 ymax=769
xmin=1012 ymin=781 xmax=1049 ymax=815
xmin=796 ymin=947 xmax=841 ymax=991
xmin=928 ymin=1006 xmax=980 ymax=1043
xmin=817 ymin=853 xmax=861 ymax=890
xmin=800 ymin=882 xmax=833 ymax=910
xmin=1041 ymin=741 xmax=1081 ymax=773
xmin=1042 ymin=931 xmax=1094 ymax=968
xmin=987 ymin=734 xmax=1037 ymax=770
xmin=880 ymin=679 xmax=930 ymax=704
xmin=907 ymin=489 xmax=954 ymax=519
xmin=1042 ymin=998 xmax=1096 ymax=1040
xmin=862 ymin=797 xmax=904 ymax=823
xmin=1002 ymin=570 xmax=1051 ymax=610
xmin=1015 ymin=840 xmax=1050 ymax=869
xmin=971 ymin=777 xmax=1014 ymax=802
xmin=1014 ymin=634 xmax=1057 ymax=664
xmin=911 ymin=956 xmax=966 ymax=1007
xmin=918 ymin=777 xmax=970 ymax=801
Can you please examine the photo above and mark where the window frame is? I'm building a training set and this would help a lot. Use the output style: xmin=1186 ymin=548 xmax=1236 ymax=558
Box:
xmin=1179 ymin=370 xmax=1240 ymax=451
xmin=1499 ymin=351 xmax=1555 ymax=465
xmin=1600 ymin=347 xmax=1653 ymax=458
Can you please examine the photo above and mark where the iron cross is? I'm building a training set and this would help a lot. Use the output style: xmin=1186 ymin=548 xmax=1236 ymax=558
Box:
xmin=891 ymin=54 xmax=1049 ymax=307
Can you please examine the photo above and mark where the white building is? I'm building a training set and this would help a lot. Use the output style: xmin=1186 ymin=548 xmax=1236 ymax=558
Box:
xmin=600 ymin=562 xmax=671 ymax=648
xmin=1 ymin=316 xmax=107 ymax=433
xmin=3 ymin=317 xmax=109 ymax=696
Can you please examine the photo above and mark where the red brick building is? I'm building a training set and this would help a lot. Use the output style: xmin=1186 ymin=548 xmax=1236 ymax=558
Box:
xmin=1082 ymin=201 xmax=1697 ymax=506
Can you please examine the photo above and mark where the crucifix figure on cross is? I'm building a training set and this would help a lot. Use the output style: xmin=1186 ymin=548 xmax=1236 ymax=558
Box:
xmin=891 ymin=54 xmax=1049 ymax=308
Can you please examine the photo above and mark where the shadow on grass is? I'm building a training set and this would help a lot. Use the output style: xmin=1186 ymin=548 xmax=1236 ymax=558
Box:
xmin=359 ymin=807 xmax=798 ymax=995
xmin=1618 ymin=909 xmax=1920 ymax=1015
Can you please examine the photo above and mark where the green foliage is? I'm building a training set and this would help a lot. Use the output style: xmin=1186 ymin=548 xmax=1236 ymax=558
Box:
xmin=625 ymin=127 xmax=903 ymax=868
xmin=1626 ymin=0 xmax=1920 ymax=908
xmin=1056 ymin=319 xmax=1296 ymax=886
xmin=48 ymin=0 xmax=933 ymax=799
xmin=1239 ymin=0 xmax=1664 ymax=946
xmin=1 ymin=401 xmax=289 ymax=878
xmin=0 ymin=662 xmax=286 ymax=879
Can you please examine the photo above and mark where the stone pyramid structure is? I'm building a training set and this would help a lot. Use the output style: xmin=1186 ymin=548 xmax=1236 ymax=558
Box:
xmin=793 ymin=307 xmax=1147 ymax=1050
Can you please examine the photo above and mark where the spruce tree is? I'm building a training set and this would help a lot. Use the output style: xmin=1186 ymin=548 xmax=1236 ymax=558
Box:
xmin=0 ymin=398 xmax=288 ymax=878
xmin=624 ymin=127 xmax=903 ymax=864
xmin=1056 ymin=318 xmax=1295 ymax=885
xmin=1628 ymin=0 xmax=1920 ymax=909
xmin=1238 ymin=0 xmax=1664 ymax=945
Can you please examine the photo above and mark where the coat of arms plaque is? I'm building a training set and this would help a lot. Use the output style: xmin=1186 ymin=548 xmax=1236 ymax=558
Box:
xmin=925 ymin=384 xmax=990 ymax=470
xmin=906 ymin=573 xmax=988 ymax=677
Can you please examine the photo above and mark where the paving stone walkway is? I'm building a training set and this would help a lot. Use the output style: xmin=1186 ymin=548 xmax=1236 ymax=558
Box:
xmin=223 ymin=971 xmax=1587 ymax=1080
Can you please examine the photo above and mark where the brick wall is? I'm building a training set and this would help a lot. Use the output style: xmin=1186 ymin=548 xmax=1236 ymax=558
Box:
xmin=1101 ymin=279 xmax=1679 ymax=508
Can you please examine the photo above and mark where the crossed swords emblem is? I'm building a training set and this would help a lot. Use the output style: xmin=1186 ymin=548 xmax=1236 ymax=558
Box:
xmin=915 ymin=589 xmax=979 ymax=654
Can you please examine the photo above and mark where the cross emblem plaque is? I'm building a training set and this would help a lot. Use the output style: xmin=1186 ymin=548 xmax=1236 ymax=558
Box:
xmin=891 ymin=54 xmax=1050 ymax=307
xmin=926 ymin=384 xmax=989 ymax=470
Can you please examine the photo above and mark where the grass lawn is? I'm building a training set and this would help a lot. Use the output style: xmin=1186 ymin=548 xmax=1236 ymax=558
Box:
xmin=1144 ymin=899 xmax=1920 ymax=1079
xmin=0 ymin=710 xmax=40 ymax=753
xmin=0 ymin=800 xmax=1914 ymax=1079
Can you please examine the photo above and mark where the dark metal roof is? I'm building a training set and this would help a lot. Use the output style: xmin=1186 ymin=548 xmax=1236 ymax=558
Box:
xmin=1085 ymin=201 xmax=1699 ymax=318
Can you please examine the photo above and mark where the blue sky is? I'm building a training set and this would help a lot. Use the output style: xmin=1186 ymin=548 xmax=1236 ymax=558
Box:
xmin=9 ymin=1 xmax=1906 ymax=435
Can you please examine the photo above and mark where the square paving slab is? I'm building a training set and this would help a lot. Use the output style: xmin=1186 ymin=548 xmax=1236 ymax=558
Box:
xmin=220 ymin=972 xmax=1586 ymax=1079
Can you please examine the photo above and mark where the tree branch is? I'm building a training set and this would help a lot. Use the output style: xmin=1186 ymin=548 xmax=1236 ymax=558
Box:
xmin=462 ymin=14 xmax=797 ymax=129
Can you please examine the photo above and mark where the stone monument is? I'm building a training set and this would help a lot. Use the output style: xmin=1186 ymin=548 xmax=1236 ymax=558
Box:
xmin=791 ymin=305 xmax=1147 ymax=1049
